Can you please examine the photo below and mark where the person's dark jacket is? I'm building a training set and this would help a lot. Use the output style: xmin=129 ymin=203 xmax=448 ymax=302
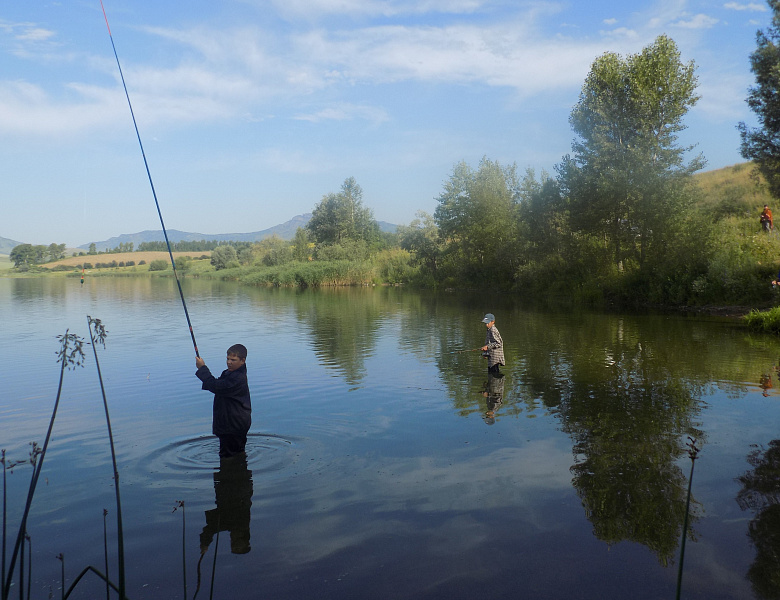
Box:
xmin=196 ymin=363 xmax=251 ymax=436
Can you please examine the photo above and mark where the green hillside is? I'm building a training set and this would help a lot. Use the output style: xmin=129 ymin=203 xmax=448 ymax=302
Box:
xmin=693 ymin=161 xmax=773 ymax=218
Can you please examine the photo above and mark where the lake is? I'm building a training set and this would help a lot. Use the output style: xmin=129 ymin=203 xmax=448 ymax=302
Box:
xmin=1 ymin=276 xmax=779 ymax=600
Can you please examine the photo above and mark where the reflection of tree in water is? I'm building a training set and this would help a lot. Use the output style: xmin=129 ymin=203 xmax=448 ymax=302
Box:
xmin=517 ymin=315 xmax=708 ymax=566
xmin=292 ymin=288 xmax=385 ymax=385
xmin=566 ymin=378 xmax=701 ymax=566
xmin=736 ymin=440 xmax=780 ymax=599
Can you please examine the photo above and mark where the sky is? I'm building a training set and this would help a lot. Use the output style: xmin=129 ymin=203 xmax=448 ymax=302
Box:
xmin=0 ymin=0 xmax=772 ymax=247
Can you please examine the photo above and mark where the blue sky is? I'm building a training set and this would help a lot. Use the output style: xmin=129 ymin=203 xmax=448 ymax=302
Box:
xmin=1 ymin=0 xmax=771 ymax=247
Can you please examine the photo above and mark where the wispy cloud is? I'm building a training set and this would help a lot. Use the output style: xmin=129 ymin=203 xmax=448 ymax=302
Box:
xmin=244 ymin=0 xmax=492 ymax=19
xmin=724 ymin=2 xmax=768 ymax=11
xmin=672 ymin=14 xmax=719 ymax=29
xmin=599 ymin=26 xmax=641 ymax=41
xmin=0 ymin=19 xmax=58 ymax=55
xmin=294 ymin=103 xmax=389 ymax=124
xmin=0 ymin=2 xmax=744 ymax=139
xmin=0 ymin=81 xmax=120 ymax=135
xmin=293 ymin=22 xmax=605 ymax=93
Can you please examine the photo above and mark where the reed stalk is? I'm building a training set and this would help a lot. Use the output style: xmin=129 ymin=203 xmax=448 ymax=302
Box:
xmin=2 ymin=450 xmax=6 ymax=600
xmin=56 ymin=554 xmax=63 ymax=600
xmin=173 ymin=501 xmax=187 ymax=600
xmin=86 ymin=316 xmax=126 ymax=600
xmin=103 ymin=509 xmax=109 ymax=600
xmin=24 ymin=533 xmax=30 ymax=600
xmin=676 ymin=437 xmax=700 ymax=600
xmin=2 ymin=331 xmax=84 ymax=600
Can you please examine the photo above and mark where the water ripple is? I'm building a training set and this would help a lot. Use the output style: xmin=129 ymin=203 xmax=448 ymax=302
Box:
xmin=138 ymin=432 xmax=312 ymax=481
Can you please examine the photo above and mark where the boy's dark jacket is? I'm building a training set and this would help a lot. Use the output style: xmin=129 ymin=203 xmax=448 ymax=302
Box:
xmin=196 ymin=363 xmax=251 ymax=436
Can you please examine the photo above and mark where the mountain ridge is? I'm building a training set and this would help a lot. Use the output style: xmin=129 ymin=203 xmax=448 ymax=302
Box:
xmin=75 ymin=214 xmax=398 ymax=251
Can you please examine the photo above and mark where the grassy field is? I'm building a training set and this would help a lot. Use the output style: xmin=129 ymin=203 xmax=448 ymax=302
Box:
xmin=40 ymin=251 xmax=211 ymax=269
xmin=0 ymin=254 xmax=12 ymax=271
xmin=693 ymin=161 xmax=772 ymax=217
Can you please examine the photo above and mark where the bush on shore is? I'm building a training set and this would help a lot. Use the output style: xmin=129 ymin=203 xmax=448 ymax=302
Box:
xmin=744 ymin=305 xmax=780 ymax=333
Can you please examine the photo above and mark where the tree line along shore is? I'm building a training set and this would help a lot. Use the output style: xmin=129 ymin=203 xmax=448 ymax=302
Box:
xmin=8 ymin=30 xmax=780 ymax=332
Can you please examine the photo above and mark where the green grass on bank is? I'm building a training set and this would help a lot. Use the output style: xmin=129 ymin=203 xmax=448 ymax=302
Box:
xmin=744 ymin=305 xmax=780 ymax=333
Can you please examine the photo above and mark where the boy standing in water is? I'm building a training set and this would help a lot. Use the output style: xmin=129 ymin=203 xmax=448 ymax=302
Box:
xmin=196 ymin=344 xmax=251 ymax=458
xmin=481 ymin=313 xmax=505 ymax=374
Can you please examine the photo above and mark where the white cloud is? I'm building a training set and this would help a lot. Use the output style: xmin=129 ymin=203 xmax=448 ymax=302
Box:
xmin=15 ymin=27 xmax=55 ymax=42
xmin=599 ymin=26 xmax=640 ymax=41
xmin=0 ymin=3 xmax=729 ymax=139
xmin=294 ymin=103 xmax=389 ymax=124
xmin=0 ymin=81 xmax=122 ymax=135
xmin=292 ymin=22 xmax=603 ymax=94
xmin=723 ymin=2 xmax=767 ymax=11
xmin=673 ymin=13 xmax=719 ymax=29
xmin=603 ymin=18 xmax=618 ymax=25
xmin=242 ymin=0 xmax=491 ymax=19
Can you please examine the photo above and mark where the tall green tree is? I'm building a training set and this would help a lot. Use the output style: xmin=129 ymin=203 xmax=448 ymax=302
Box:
xmin=254 ymin=234 xmax=293 ymax=266
xmin=739 ymin=0 xmax=780 ymax=198
xmin=210 ymin=245 xmax=238 ymax=270
xmin=10 ymin=244 xmax=35 ymax=268
xmin=563 ymin=35 xmax=703 ymax=269
xmin=47 ymin=243 xmax=66 ymax=262
xmin=434 ymin=157 xmax=521 ymax=286
xmin=517 ymin=168 xmax=568 ymax=258
xmin=398 ymin=211 xmax=441 ymax=275
xmin=307 ymin=177 xmax=380 ymax=247
xmin=292 ymin=227 xmax=310 ymax=262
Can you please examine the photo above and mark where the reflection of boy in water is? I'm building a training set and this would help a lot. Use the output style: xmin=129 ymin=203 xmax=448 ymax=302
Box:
xmin=482 ymin=373 xmax=505 ymax=425
xmin=200 ymin=453 xmax=253 ymax=555
xmin=760 ymin=372 xmax=773 ymax=397
xmin=195 ymin=344 xmax=251 ymax=458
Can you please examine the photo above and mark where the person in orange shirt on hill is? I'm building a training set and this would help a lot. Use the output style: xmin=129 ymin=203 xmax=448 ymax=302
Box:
xmin=760 ymin=204 xmax=773 ymax=232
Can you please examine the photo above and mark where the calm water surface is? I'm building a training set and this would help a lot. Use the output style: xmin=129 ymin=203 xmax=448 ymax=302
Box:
xmin=1 ymin=277 xmax=779 ymax=599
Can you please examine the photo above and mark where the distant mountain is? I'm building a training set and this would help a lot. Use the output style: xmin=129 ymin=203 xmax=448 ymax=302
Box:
xmin=377 ymin=221 xmax=397 ymax=233
xmin=80 ymin=214 xmax=314 ymax=251
xmin=0 ymin=236 xmax=24 ymax=255
xmin=79 ymin=213 xmax=398 ymax=251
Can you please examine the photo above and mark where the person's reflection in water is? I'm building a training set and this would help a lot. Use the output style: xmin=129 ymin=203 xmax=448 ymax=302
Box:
xmin=760 ymin=372 xmax=773 ymax=397
xmin=482 ymin=372 xmax=505 ymax=425
xmin=200 ymin=452 xmax=253 ymax=555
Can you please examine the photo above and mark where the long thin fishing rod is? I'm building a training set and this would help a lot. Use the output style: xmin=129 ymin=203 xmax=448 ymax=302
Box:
xmin=99 ymin=0 xmax=199 ymax=357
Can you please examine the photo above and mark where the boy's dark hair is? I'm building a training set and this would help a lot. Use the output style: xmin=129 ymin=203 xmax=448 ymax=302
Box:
xmin=227 ymin=344 xmax=247 ymax=359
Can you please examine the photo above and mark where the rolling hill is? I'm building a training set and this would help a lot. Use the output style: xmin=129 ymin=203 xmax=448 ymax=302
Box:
xmin=0 ymin=236 xmax=24 ymax=255
xmin=77 ymin=214 xmax=398 ymax=252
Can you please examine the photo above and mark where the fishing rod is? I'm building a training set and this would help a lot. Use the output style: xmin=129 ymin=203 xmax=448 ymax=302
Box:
xmin=99 ymin=0 xmax=200 ymax=358
xmin=449 ymin=347 xmax=484 ymax=354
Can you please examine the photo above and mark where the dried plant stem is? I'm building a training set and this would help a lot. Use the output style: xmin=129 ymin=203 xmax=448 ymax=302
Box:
xmin=3 ymin=331 xmax=83 ymax=600
xmin=2 ymin=450 xmax=6 ymax=600
xmin=87 ymin=316 xmax=126 ymax=600
xmin=676 ymin=437 xmax=700 ymax=600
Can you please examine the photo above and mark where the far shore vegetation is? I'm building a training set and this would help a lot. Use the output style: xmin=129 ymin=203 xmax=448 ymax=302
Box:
xmin=7 ymin=161 xmax=780 ymax=310
xmin=9 ymin=34 xmax=780 ymax=334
